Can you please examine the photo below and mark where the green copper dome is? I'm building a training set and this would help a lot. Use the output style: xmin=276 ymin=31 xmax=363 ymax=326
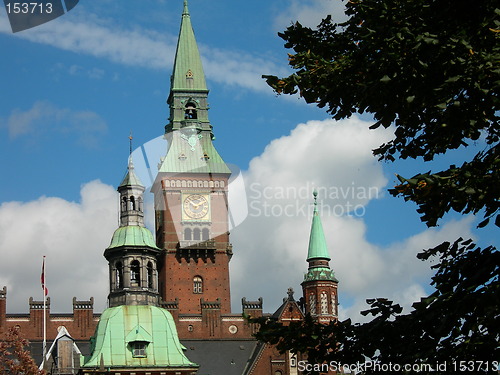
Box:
xmin=82 ymin=305 xmax=198 ymax=369
xmin=108 ymin=226 xmax=159 ymax=250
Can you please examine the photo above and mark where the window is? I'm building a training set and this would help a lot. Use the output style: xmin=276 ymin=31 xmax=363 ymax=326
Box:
xmin=309 ymin=293 xmax=316 ymax=315
xmin=121 ymin=197 xmax=127 ymax=213
xmin=130 ymin=196 xmax=136 ymax=210
xmin=131 ymin=260 xmax=140 ymax=285
xmin=131 ymin=341 xmax=147 ymax=357
xmin=147 ymin=262 xmax=154 ymax=289
xmin=193 ymin=276 xmax=203 ymax=294
xmin=184 ymin=102 xmax=197 ymax=119
xmin=320 ymin=292 xmax=328 ymax=315
xmin=202 ymin=228 xmax=209 ymax=241
xmin=331 ymin=292 xmax=337 ymax=315
xmin=193 ymin=228 xmax=201 ymax=241
xmin=116 ymin=262 xmax=123 ymax=289
xmin=184 ymin=228 xmax=192 ymax=240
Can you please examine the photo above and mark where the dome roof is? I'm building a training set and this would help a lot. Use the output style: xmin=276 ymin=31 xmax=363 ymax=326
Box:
xmin=82 ymin=305 xmax=197 ymax=369
xmin=108 ymin=226 xmax=159 ymax=250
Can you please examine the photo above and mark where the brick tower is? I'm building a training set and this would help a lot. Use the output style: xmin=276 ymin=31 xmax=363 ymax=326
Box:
xmin=152 ymin=0 xmax=233 ymax=315
xmin=301 ymin=191 xmax=339 ymax=323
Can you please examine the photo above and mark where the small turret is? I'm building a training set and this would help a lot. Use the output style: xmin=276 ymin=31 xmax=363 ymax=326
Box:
xmin=301 ymin=191 xmax=339 ymax=322
xmin=105 ymin=156 xmax=161 ymax=308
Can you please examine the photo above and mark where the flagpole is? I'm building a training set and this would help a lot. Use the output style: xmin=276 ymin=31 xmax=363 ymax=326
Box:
xmin=42 ymin=256 xmax=47 ymax=367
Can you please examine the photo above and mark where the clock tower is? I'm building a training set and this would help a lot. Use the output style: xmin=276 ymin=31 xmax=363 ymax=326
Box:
xmin=152 ymin=0 xmax=232 ymax=315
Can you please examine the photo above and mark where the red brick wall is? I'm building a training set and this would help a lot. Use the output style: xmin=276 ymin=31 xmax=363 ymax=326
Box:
xmin=0 ymin=295 xmax=98 ymax=341
xmin=156 ymin=175 xmax=232 ymax=315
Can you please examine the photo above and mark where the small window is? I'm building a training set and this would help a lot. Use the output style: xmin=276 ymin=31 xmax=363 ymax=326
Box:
xmin=131 ymin=260 xmax=140 ymax=285
xmin=309 ymin=293 xmax=316 ymax=315
xmin=147 ymin=262 xmax=154 ymax=289
xmin=202 ymin=228 xmax=209 ymax=241
xmin=193 ymin=228 xmax=201 ymax=241
xmin=121 ymin=197 xmax=128 ymax=212
xmin=320 ymin=291 xmax=328 ymax=315
xmin=184 ymin=228 xmax=192 ymax=240
xmin=184 ymin=102 xmax=197 ymax=119
xmin=131 ymin=341 xmax=147 ymax=358
xmin=193 ymin=276 xmax=203 ymax=294
xmin=116 ymin=261 xmax=123 ymax=289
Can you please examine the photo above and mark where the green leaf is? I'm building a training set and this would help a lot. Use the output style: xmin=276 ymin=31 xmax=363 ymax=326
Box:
xmin=380 ymin=75 xmax=391 ymax=83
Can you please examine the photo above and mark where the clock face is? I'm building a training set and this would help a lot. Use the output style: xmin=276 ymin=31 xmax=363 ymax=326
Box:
xmin=183 ymin=194 xmax=209 ymax=219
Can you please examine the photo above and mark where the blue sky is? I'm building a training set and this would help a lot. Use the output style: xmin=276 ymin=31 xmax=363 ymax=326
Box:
xmin=0 ymin=0 xmax=496 ymax=320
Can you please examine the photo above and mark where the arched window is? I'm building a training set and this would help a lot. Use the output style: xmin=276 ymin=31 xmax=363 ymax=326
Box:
xmin=121 ymin=197 xmax=127 ymax=212
xmin=320 ymin=291 xmax=328 ymax=314
xmin=130 ymin=260 xmax=140 ymax=285
xmin=193 ymin=228 xmax=201 ymax=241
xmin=184 ymin=228 xmax=192 ymax=240
xmin=309 ymin=293 xmax=316 ymax=315
xmin=116 ymin=261 xmax=123 ymax=289
xmin=147 ymin=262 xmax=154 ymax=289
xmin=193 ymin=276 xmax=203 ymax=294
xmin=184 ymin=102 xmax=197 ymax=119
xmin=130 ymin=196 xmax=136 ymax=210
xmin=202 ymin=228 xmax=209 ymax=241
xmin=331 ymin=292 xmax=337 ymax=315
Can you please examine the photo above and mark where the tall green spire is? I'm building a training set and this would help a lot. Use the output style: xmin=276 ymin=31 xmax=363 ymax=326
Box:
xmin=306 ymin=190 xmax=331 ymax=261
xmin=158 ymin=0 xmax=231 ymax=175
xmin=171 ymin=0 xmax=207 ymax=92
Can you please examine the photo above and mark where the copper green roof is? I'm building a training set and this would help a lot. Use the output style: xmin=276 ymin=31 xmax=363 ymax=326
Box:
xmin=158 ymin=130 xmax=231 ymax=174
xmin=306 ymin=191 xmax=331 ymax=261
xmin=108 ymin=226 xmax=160 ymax=250
xmin=82 ymin=305 xmax=198 ymax=369
xmin=119 ymin=160 xmax=143 ymax=188
xmin=171 ymin=0 xmax=207 ymax=92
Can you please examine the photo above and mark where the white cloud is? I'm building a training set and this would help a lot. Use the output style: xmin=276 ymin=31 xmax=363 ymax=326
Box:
xmin=5 ymin=100 xmax=107 ymax=147
xmin=275 ymin=0 xmax=349 ymax=29
xmin=0 ymin=180 xmax=116 ymax=313
xmin=0 ymin=11 xmax=285 ymax=93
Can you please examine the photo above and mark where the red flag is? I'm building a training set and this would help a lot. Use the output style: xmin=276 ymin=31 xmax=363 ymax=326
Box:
xmin=41 ymin=256 xmax=48 ymax=297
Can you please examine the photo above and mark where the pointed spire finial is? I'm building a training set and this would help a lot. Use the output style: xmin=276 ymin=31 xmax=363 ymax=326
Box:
xmin=129 ymin=131 xmax=133 ymax=156
xmin=313 ymin=189 xmax=318 ymax=214
xmin=183 ymin=0 xmax=189 ymax=16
